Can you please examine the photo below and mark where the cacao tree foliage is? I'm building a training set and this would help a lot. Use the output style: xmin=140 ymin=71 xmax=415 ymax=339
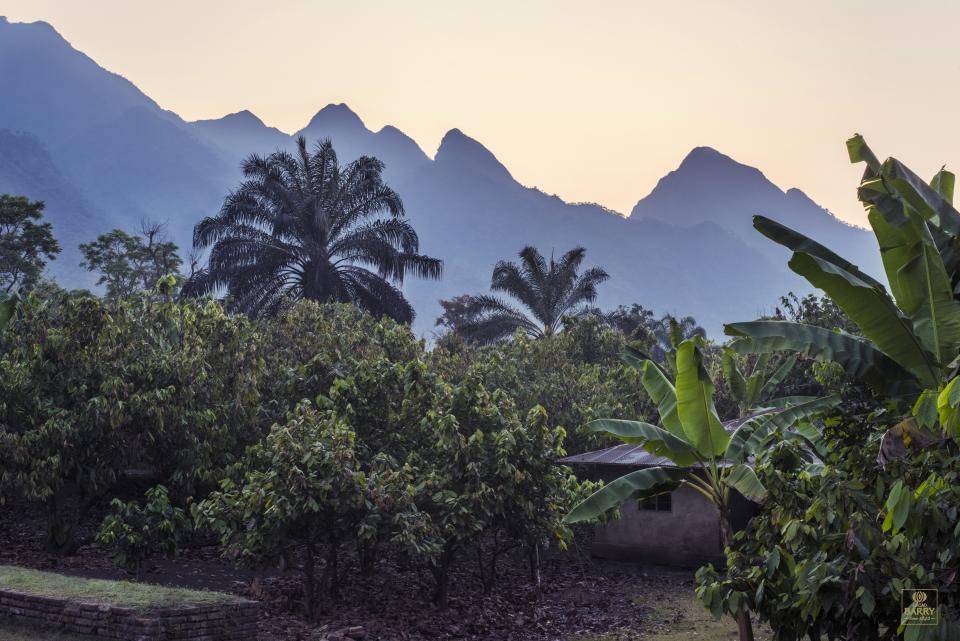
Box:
xmin=194 ymin=401 xmax=408 ymax=617
xmin=196 ymin=361 xmax=588 ymax=612
xmin=96 ymin=484 xmax=190 ymax=580
xmin=697 ymin=420 xmax=960 ymax=641
xmin=256 ymin=301 xmax=424 ymax=429
xmin=0 ymin=280 xmax=262 ymax=551
xmin=430 ymin=314 xmax=653 ymax=454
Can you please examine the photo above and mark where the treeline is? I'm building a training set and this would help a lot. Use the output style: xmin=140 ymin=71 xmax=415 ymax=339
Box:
xmin=0 ymin=284 xmax=682 ymax=615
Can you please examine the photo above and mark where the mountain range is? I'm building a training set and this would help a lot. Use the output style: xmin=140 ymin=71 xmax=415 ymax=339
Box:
xmin=0 ymin=16 xmax=882 ymax=335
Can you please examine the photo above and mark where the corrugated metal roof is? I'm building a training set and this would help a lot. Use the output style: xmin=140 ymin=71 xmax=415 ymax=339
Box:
xmin=558 ymin=444 xmax=678 ymax=467
xmin=559 ymin=414 xmax=761 ymax=468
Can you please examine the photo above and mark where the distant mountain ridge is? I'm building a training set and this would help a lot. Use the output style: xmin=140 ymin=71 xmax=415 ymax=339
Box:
xmin=630 ymin=146 xmax=877 ymax=272
xmin=0 ymin=16 xmax=881 ymax=335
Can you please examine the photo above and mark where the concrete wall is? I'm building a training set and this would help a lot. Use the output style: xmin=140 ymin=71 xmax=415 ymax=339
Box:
xmin=590 ymin=483 xmax=724 ymax=567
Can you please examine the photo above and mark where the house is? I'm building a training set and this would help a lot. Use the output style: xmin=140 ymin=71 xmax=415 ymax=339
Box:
xmin=559 ymin=437 xmax=757 ymax=568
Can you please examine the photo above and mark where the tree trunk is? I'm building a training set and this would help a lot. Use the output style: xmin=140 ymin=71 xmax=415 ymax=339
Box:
xmin=528 ymin=543 xmax=541 ymax=590
xmin=719 ymin=510 xmax=755 ymax=641
xmin=326 ymin=541 xmax=340 ymax=601
xmin=358 ymin=539 xmax=377 ymax=577
xmin=431 ymin=546 xmax=454 ymax=608
xmin=45 ymin=491 xmax=84 ymax=555
xmin=303 ymin=543 xmax=317 ymax=620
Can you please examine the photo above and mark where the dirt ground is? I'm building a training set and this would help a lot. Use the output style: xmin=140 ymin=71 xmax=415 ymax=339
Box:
xmin=0 ymin=504 xmax=750 ymax=641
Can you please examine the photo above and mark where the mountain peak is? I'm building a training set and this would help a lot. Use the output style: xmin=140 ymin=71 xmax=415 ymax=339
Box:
xmin=435 ymin=129 xmax=513 ymax=183
xmin=304 ymin=103 xmax=366 ymax=132
xmin=678 ymin=146 xmax=743 ymax=170
xmin=223 ymin=109 xmax=265 ymax=126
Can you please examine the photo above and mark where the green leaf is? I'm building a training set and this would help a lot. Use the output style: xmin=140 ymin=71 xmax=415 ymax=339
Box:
xmin=585 ymin=419 xmax=699 ymax=467
xmin=847 ymin=134 xmax=881 ymax=173
xmin=722 ymin=348 xmax=747 ymax=408
xmin=912 ymin=389 xmax=938 ymax=430
xmin=880 ymin=157 xmax=960 ymax=238
xmin=725 ymin=320 xmax=920 ymax=397
xmin=931 ymin=168 xmax=955 ymax=205
xmin=564 ymin=466 xmax=683 ymax=523
xmin=675 ymin=339 xmax=729 ymax=457
xmin=859 ymin=588 xmax=876 ymax=617
xmin=937 ymin=378 xmax=960 ymax=437
xmin=758 ymin=395 xmax=819 ymax=409
xmin=724 ymin=464 xmax=767 ymax=503
xmin=724 ymin=395 xmax=840 ymax=463
xmin=867 ymin=204 xmax=960 ymax=367
xmin=758 ymin=355 xmax=797 ymax=402
xmin=629 ymin=355 xmax=683 ymax=437
xmin=753 ymin=215 xmax=886 ymax=291
xmin=882 ymin=480 xmax=911 ymax=535
xmin=788 ymin=252 xmax=938 ymax=389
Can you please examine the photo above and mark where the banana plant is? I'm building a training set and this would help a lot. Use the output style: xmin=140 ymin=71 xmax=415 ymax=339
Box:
xmin=566 ymin=337 xmax=839 ymax=641
xmin=727 ymin=136 xmax=960 ymax=441
xmin=721 ymin=348 xmax=812 ymax=415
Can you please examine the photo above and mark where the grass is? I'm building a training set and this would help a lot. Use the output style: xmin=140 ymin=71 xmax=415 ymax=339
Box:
xmin=568 ymin=590 xmax=772 ymax=641
xmin=637 ymin=591 xmax=772 ymax=641
xmin=0 ymin=565 xmax=239 ymax=612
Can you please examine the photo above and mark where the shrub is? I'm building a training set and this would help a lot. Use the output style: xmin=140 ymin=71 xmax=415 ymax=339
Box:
xmin=194 ymin=401 xmax=406 ymax=617
xmin=0 ymin=286 xmax=262 ymax=551
xmin=430 ymin=315 xmax=651 ymax=455
xmin=96 ymin=485 xmax=190 ymax=580
xmin=696 ymin=420 xmax=960 ymax=640
xmin=257 ymin=302 xmax=423 ymax=429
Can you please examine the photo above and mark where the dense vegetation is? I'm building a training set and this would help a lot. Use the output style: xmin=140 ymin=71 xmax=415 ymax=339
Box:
xmin=5 ymin=133 xmax=960 ymax=641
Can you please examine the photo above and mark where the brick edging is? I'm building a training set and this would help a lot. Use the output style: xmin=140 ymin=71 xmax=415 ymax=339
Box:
xmin=0 ymin=588 xmax=258 ymax=640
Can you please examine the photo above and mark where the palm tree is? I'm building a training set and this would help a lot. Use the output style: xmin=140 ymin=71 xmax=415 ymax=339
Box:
xmin=183 ymin=137 xmax=441 ymax=322
xmin=449 ymin=246 xmax=609 ymax=343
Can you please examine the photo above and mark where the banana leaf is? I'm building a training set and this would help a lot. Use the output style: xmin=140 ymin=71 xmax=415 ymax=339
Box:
xmin=866 ymin=206 xmax=960 ymax=366
xmin=585 ymin=419 xmax=699 ymax=467
xmin=753 ymin=216 xmax=886 ymax=291
xmin=788 ymin=252 xmax=939 ymax=389
xmin=722 ymin=348 xmax=747 ymax=408
xmin=724 ymin=395 xmax=840 ymax=463
xmin=675 ymin=339 xmax=729 ymax=456
xmin=758 ymin=355 xmax=797 ymax=402
xmin=565 ymin=466 xmax=684 ymax=523
xmin=725 ymin=321 xmax=920 ymax=398
xmin=724 ymin=464 xmax=767 ymax=503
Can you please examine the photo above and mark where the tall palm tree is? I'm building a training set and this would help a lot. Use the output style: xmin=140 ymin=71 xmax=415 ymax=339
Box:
xmin=451 ymin=246 xmax=609 ymax=343
xmin=183 ymin=136 xmax=441 ymax=322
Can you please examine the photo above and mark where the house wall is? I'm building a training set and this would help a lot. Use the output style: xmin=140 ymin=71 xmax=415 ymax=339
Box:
xmin=590 ymin=483 xmax=724 ymax=567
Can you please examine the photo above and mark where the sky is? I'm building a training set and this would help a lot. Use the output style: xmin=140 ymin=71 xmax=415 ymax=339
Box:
xmin=5 ymin=0 xmax=960 ymax=227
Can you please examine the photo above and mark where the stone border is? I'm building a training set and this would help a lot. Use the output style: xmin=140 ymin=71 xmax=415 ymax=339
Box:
xmin=0 ymin=588 xmax=258 ymax=640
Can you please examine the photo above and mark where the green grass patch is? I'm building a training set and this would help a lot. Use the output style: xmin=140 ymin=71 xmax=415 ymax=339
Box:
xmin=567 ymin=590 xmax=772 ymax=641
xmin=634 ymin=591 xmax=771 ymax=641
xmin=0 ymin=565 xmax=239 ymax=612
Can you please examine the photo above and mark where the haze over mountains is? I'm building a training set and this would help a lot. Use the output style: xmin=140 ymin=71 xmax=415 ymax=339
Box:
xmin=0 ymin=16 xmax=882 ymax=334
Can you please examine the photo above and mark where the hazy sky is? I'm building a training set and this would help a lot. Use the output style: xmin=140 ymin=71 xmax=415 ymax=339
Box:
xmin=6 ymin=0 xmax=960 ymax=226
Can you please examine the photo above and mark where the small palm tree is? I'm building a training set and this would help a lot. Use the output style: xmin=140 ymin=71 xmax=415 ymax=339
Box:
xmin=183 ymin=137 xmax=441 ymax=322
xmin=450 ymin=246 xmax=609 ymax=343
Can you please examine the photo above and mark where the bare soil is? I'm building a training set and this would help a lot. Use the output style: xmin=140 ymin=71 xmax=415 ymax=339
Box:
xmin=0 ymin=504 xmax=709 ymax=641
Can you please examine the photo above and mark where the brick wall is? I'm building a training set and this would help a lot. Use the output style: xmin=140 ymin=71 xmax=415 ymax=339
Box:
xmin=0 ymin=589 xmax=258 ymax=640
